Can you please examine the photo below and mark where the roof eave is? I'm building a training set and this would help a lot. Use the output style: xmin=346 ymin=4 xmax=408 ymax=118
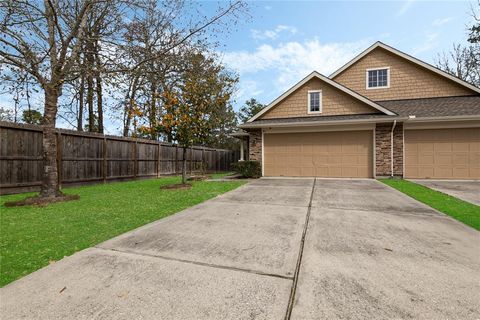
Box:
xmin=241 ymin=116 xmax=407 ymax=129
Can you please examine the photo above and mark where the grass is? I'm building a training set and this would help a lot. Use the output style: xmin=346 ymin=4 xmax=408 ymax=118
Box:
xmin=0 ymin=176 xmax=245 ymax=287
xmin=209 ymin=171 xmax=235 ymax=179
xmin=380 ymin=179 xmax=480 ymax=231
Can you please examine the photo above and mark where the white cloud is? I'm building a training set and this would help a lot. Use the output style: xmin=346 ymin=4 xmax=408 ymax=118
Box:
xmin=251 ymin=25 xmax=298 ymax=40
xmin=264 ymin=5 xmax=272 ymax=11
xmin=412 ymin=32 xmax=439 ymax=55
xmin=235 ymin=79 xmax=264 ymax=102
xmin=222 ymin=39 xmax=371 ymax=104
xmin=397 ymin=0 xmax=416 ymax=17
xmin=432 ymin=17 xmax=455 ymax=27
xmin=224 ymin=39 xmax=368 ymax=79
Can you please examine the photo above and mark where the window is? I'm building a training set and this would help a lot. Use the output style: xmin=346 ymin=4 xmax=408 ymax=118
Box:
xmin=367 ymin=68 xmax=390 ymax=89
xmin=308 ymin=90 xmax=322 ymax=113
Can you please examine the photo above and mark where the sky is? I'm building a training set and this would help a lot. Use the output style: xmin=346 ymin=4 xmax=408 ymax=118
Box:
xmin=0 ymin=0 xmax=476 ymax=134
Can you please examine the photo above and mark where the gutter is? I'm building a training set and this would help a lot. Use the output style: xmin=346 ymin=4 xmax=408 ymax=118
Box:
xmin=241 ymin=114 xmax=480 ymax=130
xmin=390 ymin=120 xmax=396 ymax=177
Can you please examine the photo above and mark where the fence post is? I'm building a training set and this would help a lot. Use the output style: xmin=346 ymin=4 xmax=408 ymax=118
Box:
xmin=201 ymin=147 xmax=205 ymax=174
xmin=189 ymin=147 xmax=193 ymax=174
xmin=174 ymin=145 xmax=178 ymax=174
xmin=56 ymin=132 xmax=62 ymax=187
xmin=133 ymin=140 xmax=137 ymax=179
xmin=157 ymin=143 xmax=161 ymax=178
xmin=103 ymin=137 xmax=107 ymax=183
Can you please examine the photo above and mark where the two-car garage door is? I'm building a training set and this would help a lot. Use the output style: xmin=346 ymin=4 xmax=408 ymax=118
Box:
xmin=405 ymin=127 xmax=480 ymax=179
xmin=264 ymin=130 xmax=373 ymax=178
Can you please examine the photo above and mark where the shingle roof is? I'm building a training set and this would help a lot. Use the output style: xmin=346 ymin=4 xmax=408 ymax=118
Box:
xmin=376 ymin=95 xmax=480 ymax=117
xmin=240 ymin=95 xmax=480 ymax=128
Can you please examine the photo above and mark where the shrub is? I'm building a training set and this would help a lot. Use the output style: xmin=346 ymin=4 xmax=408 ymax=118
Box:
xmin=231 ymin=161 xmax=261 ymax=178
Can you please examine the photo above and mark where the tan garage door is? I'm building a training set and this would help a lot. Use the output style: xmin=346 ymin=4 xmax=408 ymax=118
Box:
xmin=264 ymin=130 xmax=373 ymax=178
xmin=405 ymin=128 xmax=480 ymax=179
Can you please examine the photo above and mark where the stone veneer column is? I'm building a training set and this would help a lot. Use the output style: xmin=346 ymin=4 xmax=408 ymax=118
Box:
xmin=375 ymin=122 xmax=403 ymax=177
xmin=247 ymin=129 xmax=262 ymax=162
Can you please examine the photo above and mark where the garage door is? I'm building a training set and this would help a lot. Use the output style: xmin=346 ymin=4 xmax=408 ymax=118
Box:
xmin=405 ymin=128 xmax=480 ymax=179
xmin=264 ymin=130 xmax=373 ymax=178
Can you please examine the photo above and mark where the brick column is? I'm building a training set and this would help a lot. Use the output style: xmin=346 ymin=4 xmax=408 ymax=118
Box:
xmin=375 ymin=122 xmax=403 ymax=177
xmin=247 ymin=129 xmax=262 ymax=162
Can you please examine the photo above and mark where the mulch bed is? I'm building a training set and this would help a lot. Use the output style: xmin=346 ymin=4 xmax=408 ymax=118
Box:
xmin=4 ymin=194 xmax=80 ymax=207
xmin=160 ymin=183 xmax=192 ymax=190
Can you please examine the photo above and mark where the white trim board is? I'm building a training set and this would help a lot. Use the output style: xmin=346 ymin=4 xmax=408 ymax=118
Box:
xmin=330 ymin=41 xmax=480 ymax=94
xmin=247 ymin=71 xmax=396 ymax=123
xmin=263 ymin=123 xmax=375 ymax=134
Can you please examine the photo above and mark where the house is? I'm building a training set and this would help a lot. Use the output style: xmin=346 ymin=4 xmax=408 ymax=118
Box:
xmin=237 ymin=42 xmax=480 ymax=179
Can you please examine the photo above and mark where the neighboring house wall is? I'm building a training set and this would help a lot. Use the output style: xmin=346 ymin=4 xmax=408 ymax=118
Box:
xmin=333 ymin=47 xmax=475 ymax=101
xmin=248 ymin=129 xmax=262 ymax=162
xmin=375 ymin=123 xmax=404 ymax=177
xmin=260 ymin=78 xmax=379 ymax=119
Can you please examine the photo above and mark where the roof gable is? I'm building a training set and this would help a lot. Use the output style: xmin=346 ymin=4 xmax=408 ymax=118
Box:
xmin=330 ymin=41 xmax=480 ymax=95
xmin=248 ymin=72 xmax=395 ymax=122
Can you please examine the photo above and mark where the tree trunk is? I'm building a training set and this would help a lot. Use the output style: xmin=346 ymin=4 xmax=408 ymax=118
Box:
xmin=87 ymin=74 xmax=94 ymax=131
xmin=149 ymin=82 xmax=157 ymax=140
xmin=78 ymin=75 xmax=84 ymax=131
xmin=96 ymin=74 xmax=103 ymax=133
xmin=182 ymin=147 xmax=187 ymax=184
xmin=40 ymin=85 xmax=63 ymax=198
xmin=86 ymin=35 xmax=95 ymax=132
xmin=123 ymin=77 xmax=139 ymax=137
xmin=94 ymin=39 xmax=103 ymax=133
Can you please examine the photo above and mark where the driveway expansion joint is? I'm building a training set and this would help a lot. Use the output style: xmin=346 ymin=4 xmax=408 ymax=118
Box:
xmin=212 ymin=199 xmax=310 ymax=208
xmin=285 ymin=178 xmax=316 ymax=320
xmin=95 ymin=246 xmax=295 ymax=281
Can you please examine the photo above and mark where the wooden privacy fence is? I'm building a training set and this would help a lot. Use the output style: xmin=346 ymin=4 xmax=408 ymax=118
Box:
xmin=0 ymin=121 xmax=239 ymax=195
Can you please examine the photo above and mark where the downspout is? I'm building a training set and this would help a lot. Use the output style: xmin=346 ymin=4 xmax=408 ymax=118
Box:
xmin=390 ymin=120 xmax=397 ymax=177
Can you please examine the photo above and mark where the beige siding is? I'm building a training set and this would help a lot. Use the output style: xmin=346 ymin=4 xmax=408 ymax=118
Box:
xmin=405 ymin=128 xmax=480 ymax=179
xmin=259 ymin=78 xmax=379 ymax=120
xmin=333 ymin=47 xmax=475 ymax=101
xmin=264 ymin=131 xmax=373 ymax=178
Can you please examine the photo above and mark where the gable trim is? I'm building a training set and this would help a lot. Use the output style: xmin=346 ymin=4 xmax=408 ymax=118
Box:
xmin=247 ymin=71 xmax=395 ymax=122
xmin=330 ymin=41 xmax=480 ymax=94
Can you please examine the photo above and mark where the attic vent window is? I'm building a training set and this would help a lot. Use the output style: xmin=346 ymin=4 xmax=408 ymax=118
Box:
xmin=308 ymin=90 xmax=322 ymax=113
xmin=367 ymin=68 xmax=390 ymax=89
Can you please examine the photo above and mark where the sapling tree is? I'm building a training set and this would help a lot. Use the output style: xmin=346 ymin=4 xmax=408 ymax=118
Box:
xmin=159 ymin=53 xmax=237 ymax=183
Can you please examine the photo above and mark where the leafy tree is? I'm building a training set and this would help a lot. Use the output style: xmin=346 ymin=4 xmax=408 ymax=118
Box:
xmin=237 ymin=98 xmax=265 ymax=123
xmin=468 ymin=1 xmax=480 ymax=44
xmin=22 ymin=110 xmax=43 ymax=125
xmin=158 ymin=53 xmax=237 ymax=184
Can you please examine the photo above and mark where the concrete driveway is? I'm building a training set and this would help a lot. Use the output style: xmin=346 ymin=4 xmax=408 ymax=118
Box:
xmin=412 ymin=179 xmax=480 ymax=205
xmin=1 ymin=179 xmax=479 ymax=319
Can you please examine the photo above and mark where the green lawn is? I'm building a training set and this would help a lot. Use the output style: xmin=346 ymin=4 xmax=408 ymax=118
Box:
xmin=380 ymin=179 xmax=480 ymax=231
xmin=0 ymin=176 xmax=245 ymax=287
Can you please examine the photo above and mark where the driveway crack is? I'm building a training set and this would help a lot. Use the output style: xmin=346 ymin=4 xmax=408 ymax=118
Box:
xmin=284 ymin=178 xmax=316 ymax=320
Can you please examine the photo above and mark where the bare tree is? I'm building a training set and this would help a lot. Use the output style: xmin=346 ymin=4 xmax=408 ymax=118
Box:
xmin=1 ymin=0 xmax=246 ymax=200
xmin=0 ymin=0 xmax=96 ymax=198
xmin=435 ymin=44 xmax=480 ymax=87
xmin=436 ymin=1 xmax=480 ymax=87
